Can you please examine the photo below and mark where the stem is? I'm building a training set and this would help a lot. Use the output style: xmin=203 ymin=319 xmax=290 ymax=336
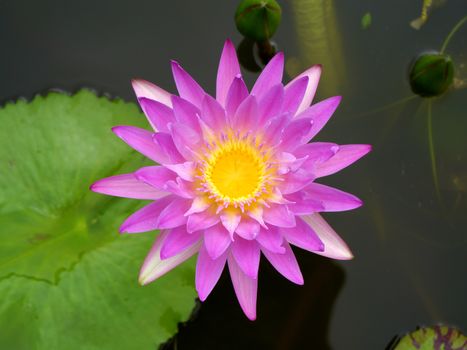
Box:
xmin=440 ymin=15 xmax=467 ymax=53
xmin=427 ymin=100 xmax=441 ymax=202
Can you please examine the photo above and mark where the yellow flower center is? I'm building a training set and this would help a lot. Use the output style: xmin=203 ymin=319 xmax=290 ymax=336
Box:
xmin=202 ymin=138 xmax=267 ymax=206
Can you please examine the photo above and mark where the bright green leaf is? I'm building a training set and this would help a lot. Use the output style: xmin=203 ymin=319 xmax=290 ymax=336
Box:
xmin=361 ymin=12 xmax=372 ymax=29
xmin=392 ymin=325 xmax=466 ymax=350
xmin=0 ymin=90 xmax=197 ymax=349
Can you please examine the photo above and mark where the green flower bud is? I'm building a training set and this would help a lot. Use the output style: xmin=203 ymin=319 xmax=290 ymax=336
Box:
xmin=235 ymin=0 xmax=282 ymax=42
xmin=409 ymin=52 xmax=454 ymax=97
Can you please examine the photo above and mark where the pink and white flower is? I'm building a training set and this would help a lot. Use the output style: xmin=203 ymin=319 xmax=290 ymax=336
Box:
xmin=91 ymin=40 xmax=371 ymax=320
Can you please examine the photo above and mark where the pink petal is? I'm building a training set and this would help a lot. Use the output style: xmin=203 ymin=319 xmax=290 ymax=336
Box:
xmin=160 ymin=226 xmax=202 ymax=259
xmin=185 ymin=196 xmax=211 ymax=216
xmin=138 ymin=97 xmax=174 ymax=132
xmin=231 ymin=238 xmax=260 ymax=279
xmin=112 ymin=126 xmax=159 ymax=162
xmin=233 ymin=94 xmax=258 ymax=132
xmin=228 ymin=254 xmax=258 ymax=321
xmin=156 ymin=197 xmax=192 ymax=229
xmin=196 ymin=244 xmax=227 ymax=301
xmin=287 ymin=65 xmax=321 ymax=116
xmin=216 ymin=39 xmax=241 ymax=107
xmin=235 ymin=217 xmax=260 ymax=240
xmin=262 ymin=112 xmax=291 ymax=146
xmin=201 ymin=94 xmax=228 ymax=131
xmin=314 ymin=144 xmax=372 ymax=178
xmin=134 ymin=166 xmax=176 ymax=190
xmin=220 ymin=209 xmax=241 ymax=236
xmin=280 ymin=217 xmax=324 ymax=252
xmin=296 ymin=96 xmax=342 ymax=140
xmin=279 ymin=169 xmax=315 ymax=195
xmin=251 ymin=52 xmax=284 ymax=98
xmin=279 ymin=117 xmax=314 ymax=151
xmin=247 ymin=206 xmax=266 ymax=228
xmin=186 ymin=209 xmax=220 ymax=233
xmin=171 ymin=95 xmax=202 ymax=133
xmin=303 ymin=183 xmax=363 ymax=212
xmin=164 ymin=178 xmax=196 ymax=199
xmin=285 ymin=192 xmax=324 ymax=215
xmin=257 ymin=84 xmax=284 ymax=124
xmin=132 ymin=79 xmax=172 ymax=107
xmin=171 ymin=60 xmax=205 ymax=108
xmin=255 ymin=226 xmax=285 ymax=253
xmin=262 ymin=204 xmax=296 ymax=228
xmin=164 ymin=162 xmax=197 ymax=182
xmin=301 ymin=213 xmax=353 ymax=260
xmin=90 ymin=173 xmax=168 ymax=200
xmin=120 ymin=196 xmax=174 ymax=233
xmin=293 ymin=142 xmax=338 ymax=172
xmin=282 ymin=76 xmax=308 ymax=117
xmin=139 ymin=230 xmax=200 ymax=285
xmin=204 ymin=224 xmax=232 ymax=259
xmin=225 ymin=76 xmax=249 ymax=119
xmin=262 ymin=241 xmax=304 ymax=285
xmin=152 ymin=133 xmax=185 ymax=164
xmin=169 ymin=122 xmax=201 ymax=160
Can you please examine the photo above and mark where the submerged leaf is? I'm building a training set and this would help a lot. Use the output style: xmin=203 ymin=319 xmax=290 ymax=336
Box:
xmin=0 ymin=90 xmax=196 ymax=349
xmin=361 ymin=12 xmax=372 ymax=29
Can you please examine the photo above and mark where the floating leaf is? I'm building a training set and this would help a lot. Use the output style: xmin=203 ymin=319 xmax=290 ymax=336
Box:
xmin=235 ymin=0 xmax=282 ymax=42
xmin=391 ymin=325 xmax=466 ymax=350
xmin=0 ymin=90 xmax=196 ymax=349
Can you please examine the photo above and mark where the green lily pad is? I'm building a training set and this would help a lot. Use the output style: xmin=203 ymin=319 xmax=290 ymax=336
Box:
xmin=392 ymin=325 xmax=466 ymax=350
xmin=0 ymin=90 xmax=196 ymax=349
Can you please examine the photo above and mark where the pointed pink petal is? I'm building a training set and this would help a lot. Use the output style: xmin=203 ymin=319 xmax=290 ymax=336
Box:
xmin=220 ymin=209 xmax=241 ymax=236
xmin=134 ymin=166 xmax=176 ymax=190
xmin=255 ymin=226 xmax=285 ymax=253
xmin=171 ymin=95 xmax=202 ymax=133
xmin=139 ymin=230 xmax=200 ymax=285
xmin=285 ymin=192 xmax=324 ymax=215
xmin=112 ymin=126 xmax=159 ymax=162
xmin=247 ymin=206 xmax=266 ymax=228
xmin=156 ymin=197 xmax=192 ymax=229
xmin=196 ymin=245 xmax=227 ymax=301
xmin=164 ymin=162 xmax=197 ymax=182
xmin=279 ymin=117 xmax=314 ymax=151
xmin=283 ymin=76 xmax=308 ymax=117
xmin=202 ymin=94 xmax=228 ymax=131
xmin=204 ymin=224 xmax=232 ymax=259
xmin=262 ymin=241 xmax=303 ymax=284
xmin=235 ymin=217 xmax=260 ymax=240
xmin=296 ymin=96 xmax=342 ymax=140
xmin=225 ymin=76 xmax=249 ymax=119
xmin=185 ymin=196 xmax=211 ymax=216
xmin=233 ymin=94 xmax=258 ymax=132
xmin=286 ymin=65 xmax=321 ymax=116
xmin=279 ymin=169 xmax=315 ymax=195
xmin=90 ymin=173 xmax=168 ymax=200
xmin=216 ymin=39 xmax=241 ymax=107
xmin=169 ymin=122 xmax=201 ymax=160
xmin=314 ymin=144 xmax=372 ymax=178
xmin=228 ymin=254 xmax=258 ymax=321
xmin=280 ymin=217 xmax=324 ymax=252
xmin=160 ymin=226 xmax=202 ymax=259
xmin=302 ymin=213 xmax=353 ymax=260
xmin=251 ymin=52 xmax=284 ymax=98
xmin=171 ymin=60 xmax=205 ymax=108
xmin=120 ymin=196 xmax=174 ymax=233
xmin=231 ymin=238 xmax=260 ymax=279
xmin=262 ymin=112 xmax=291 ymax=146
xmin=293 ymin=142 xmax=338 ymax=172
xmin=138 ymin=97 xmax=174 ymax=132
xmin=186 ymin=209 xmax=220 ymax=233
xmin=262 ymin=204 xmax=296 ymax=228
xmin=164 ymin=178 xmax=196 ymax=199
xmin=132 ymin=79 xmax=172 ymax=107
xmin=152 ymin=133 xmax=185 ymax=164
xmin=257 ymin=84 xmax=284 ymax=124
xmin=303 ymin=183 xmax=362 ymax=212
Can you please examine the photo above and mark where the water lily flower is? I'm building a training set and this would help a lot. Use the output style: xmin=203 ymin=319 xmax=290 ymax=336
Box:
xmin=90 ymin=40 xmax=371 ymax=320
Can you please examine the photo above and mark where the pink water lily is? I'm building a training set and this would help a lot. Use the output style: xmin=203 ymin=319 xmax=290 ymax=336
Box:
xmin=91 ymin=40 xmax=371 ymax=320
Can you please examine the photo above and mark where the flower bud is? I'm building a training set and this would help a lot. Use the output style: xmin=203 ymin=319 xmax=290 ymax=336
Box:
xmin=409 ymin=52 xmax=454 ymax=97
xmin=235 ymin=0 xmax=282 ymax=42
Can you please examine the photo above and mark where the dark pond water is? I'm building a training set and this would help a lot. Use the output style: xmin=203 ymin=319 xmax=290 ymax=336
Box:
xmin=1 ymin=0 xmax=466 ymax=348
